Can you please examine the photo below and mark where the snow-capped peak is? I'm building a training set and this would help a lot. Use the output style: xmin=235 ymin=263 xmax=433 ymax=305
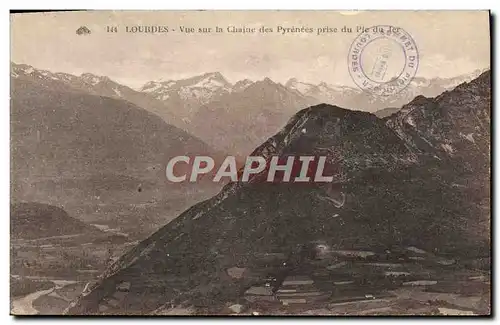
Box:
xmin=140 ymin=80 xmax=176 ymax=93
xmin=11 ymin=63 xmax=35 ymax=75
xmin=233 ymin=79 xmax=253 ymax=92
xmin=80 ymin=73 xmax=110 ymax=86
xmin=285 ymin=78 xmax=317 ymax=94
xmin=139 ymin=72 xmax=233 ymax=104
xmin=188 ymin=72 xmax=231 ymax=91
xmin=11 ymin=63 xmax=61 ymax=81
xmin=19 ymin=65 xmax=34 ymax=75
xmin=201 ymin=71 xmax=227 ymax=83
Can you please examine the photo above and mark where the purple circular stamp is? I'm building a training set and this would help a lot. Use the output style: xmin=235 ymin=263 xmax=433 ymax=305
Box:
xmin=347 ymin=25 xmax=419 ymax=97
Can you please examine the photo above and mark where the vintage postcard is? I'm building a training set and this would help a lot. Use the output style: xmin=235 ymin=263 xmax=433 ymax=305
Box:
xmin=10 ymin=10 xmax=491 ymax=316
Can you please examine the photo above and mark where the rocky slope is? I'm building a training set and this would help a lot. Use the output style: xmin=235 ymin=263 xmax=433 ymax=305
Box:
xmin=11 ymin=77 xmax=220 ymax=235
xmin=11 ymin=202 xmax=103 ymax=240
xmin=65 ymin=71 xmax=490 ymax=315
xmin=385 ymin=71 xmax=491 ymax=241
xmin=11 ymin=77 xmax=215 ymax=188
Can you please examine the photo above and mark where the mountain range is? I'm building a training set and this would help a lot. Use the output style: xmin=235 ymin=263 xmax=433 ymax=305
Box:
xmin=11 ymin=69 xmax=222 ymax=239
xmin=11 ymin=62 xmax=486 ymax=156
xmin=64 ymin=70 xmax=491 ymax=315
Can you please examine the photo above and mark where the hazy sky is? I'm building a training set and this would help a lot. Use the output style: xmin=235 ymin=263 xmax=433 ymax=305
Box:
xmin=11 ymin=11 xmax=490 ymax=89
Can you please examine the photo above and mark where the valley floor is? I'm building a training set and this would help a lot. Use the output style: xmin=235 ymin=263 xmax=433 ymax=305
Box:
xmin=11 ymin=235 xmax=491 ymax=316
xmin=157 ymin=248 xmax=491 ymax=316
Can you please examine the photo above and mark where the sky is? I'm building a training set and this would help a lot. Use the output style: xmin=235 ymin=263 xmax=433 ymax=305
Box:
xmin=11 ymin=10 xmax=491 ymax=89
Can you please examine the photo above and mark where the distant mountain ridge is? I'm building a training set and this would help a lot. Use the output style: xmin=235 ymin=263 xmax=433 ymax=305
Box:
xmin=12 ymin=62 xmax=486 ymax=118
xmin=285 ymin=70 xmax=487 ymax=112
xmin=11 ymin=63 xmax=183 ymax=127
xmin=188 ymin=77 xmax=315 ymax=155
xmin=11 ymin=62 xmax=488 ymax=157
xmin=141 ymin=72 xmax=232 ymax=103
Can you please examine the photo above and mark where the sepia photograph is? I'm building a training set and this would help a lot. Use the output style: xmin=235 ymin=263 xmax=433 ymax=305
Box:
xmin=9 ymin=10 xmax=491 ymax=316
